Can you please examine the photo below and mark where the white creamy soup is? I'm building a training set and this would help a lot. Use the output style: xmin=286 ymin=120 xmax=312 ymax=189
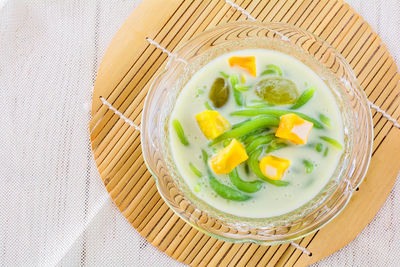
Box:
xmin=169 ymin=49 xmax=343 ymax=218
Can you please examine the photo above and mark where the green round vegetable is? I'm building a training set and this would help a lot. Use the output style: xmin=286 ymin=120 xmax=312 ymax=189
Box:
xmin=209 ymin=77 xmax=229 ymax=108
xmin=255 ymin=77 xmax=299 ymax=105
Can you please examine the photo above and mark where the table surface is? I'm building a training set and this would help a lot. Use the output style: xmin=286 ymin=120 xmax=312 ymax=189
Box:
xmin=1 ymin=0 xmax=400 ymax=266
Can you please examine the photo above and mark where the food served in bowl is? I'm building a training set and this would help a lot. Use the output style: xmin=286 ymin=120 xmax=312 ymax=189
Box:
xmin=170 ymin=49 xmax=344 ymax=218
xmin=141 ymin=21 xmax=372 ymax=244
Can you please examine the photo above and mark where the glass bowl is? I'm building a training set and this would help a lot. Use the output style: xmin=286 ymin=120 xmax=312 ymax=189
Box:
xmin=141 ymin=21 xmax=373 ymax=245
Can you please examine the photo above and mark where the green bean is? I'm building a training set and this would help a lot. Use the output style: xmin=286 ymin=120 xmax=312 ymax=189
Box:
xmin=172 ymin=119 xmax=189 ymax=146
xmin=315 ymin=143 xmax=323 ymax=152
xmin=189 ymin=162 xmax=203 ymax=178
xmin=320 ymin=136 xmax=343 ymax=149
xmin=201 ymin=150 xmax=251 ymax=201
xmin=204 ymin=101 xmax=213 ymax=110
xmin=265 ymin=140 xmax=288 ymax=153
xmin=323 ymin=147 xmax=329 ymax=157
xmin=229 ymin=168 xmax=263 ymax=193
xmin=302 ymin=159 xmax=314 ymax=173
xmin=245 ymin=134 xmax=275 ymax=154
xmin=209 ymin=176 xmax=251 ymax=201
xmin=230 ymin=109 xmax=324 ymax=129
xmin=232 ymin=119 xmax=251 ymax=129
xmin=245 ymin=103 xmax=274 ymax=109
xmin=235 ymin=84 xmax=251 ymax=92
xmin=290 ymin=86 xmax=316 ymax=109
xmin=261 ymin=64 xmax=282 ymax=76
xmin=209 ymin=115 xmax=280 ymax=146
xmin=319 ymin=113 xmax=331 ymax=127
xmin=219 ymin=71 xmax=229 ymax=79
xmin=230 ymin=74 xmax=243 ymax=106
xmin=222 ymin=139 xmax=231 ymax=147
xmin=239 ymin=128 xmax=267 ymax=143
xmin=248 ymin=148 xmax=290 ymax=186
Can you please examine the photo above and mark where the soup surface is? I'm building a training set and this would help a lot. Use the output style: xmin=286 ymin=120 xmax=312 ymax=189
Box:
xmin=169 ymin=49 xmax=343 ymax=218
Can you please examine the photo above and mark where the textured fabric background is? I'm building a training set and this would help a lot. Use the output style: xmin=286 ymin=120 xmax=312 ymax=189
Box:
xmin=0 ymin=0 xmax=399 ymax=266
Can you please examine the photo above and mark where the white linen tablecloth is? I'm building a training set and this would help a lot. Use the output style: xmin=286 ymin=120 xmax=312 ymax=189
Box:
xmin=1 ymin=0 xmax=399 ymax=266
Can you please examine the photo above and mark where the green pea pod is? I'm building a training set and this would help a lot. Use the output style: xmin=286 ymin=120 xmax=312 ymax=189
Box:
xmin=201 ymin=150 xmax=251 ymax=201
xmin=229 ymin=168 xmax=263 ymax=193
xmin=248 ymin=148 xmax=290 ymax=186
xmin=265 ymin=140 xmax=288 ymax=153
xmin=246 ymin=134 xmax=275 ymax=154
xmin=302 ymin=159 xmax=314 ymax=173
xmin=209 ymin=115 xmax=280 ymax=146
xmin=261 ymin=64 xmax=282 ymax=76
xmin=204 ymin=101 xmax=213 ymax=110
xmin=290 ymin=86 xmax=316 ymax=109
xmin=189 ymin=162 xmax=203 ymax=177
xmin=230 ymin=74 xmax=243 ymax=106
xmin=172 ymin=119 xmax=189 ymax=146
xmin=320 ymin=136 xmax=343 ymax=149
xmin=230 ymin=109 xmax=324 ymax=129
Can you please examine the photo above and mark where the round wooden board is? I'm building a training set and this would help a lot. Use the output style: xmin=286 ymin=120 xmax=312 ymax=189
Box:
xmin=89 ymin=0 xmax=400 ymax=266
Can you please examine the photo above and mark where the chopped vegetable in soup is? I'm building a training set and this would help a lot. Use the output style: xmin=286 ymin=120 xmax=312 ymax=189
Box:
xmin=169 ymin=49 xmax=344 ymax=218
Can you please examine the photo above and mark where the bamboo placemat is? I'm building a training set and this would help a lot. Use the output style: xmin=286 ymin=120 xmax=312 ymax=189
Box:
xmin=89 ymin=0 xmax=400 ymax=265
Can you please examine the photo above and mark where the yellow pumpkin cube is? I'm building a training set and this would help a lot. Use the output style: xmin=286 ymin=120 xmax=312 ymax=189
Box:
xmin=275 ymin=114 xmax=313 ymax=145
xmin=210 ymin=139 xmax=248 ymax=174
xmin=195 ymin=110 xmax=231 ymax=140
xmin=228 ymin=56 xmax=256 ymax=76
xmin=259 ymin=155 xmax=291 ymax=180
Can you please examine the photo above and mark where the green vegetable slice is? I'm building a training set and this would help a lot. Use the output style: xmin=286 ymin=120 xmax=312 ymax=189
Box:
xmin=245 ymin=134 xmax=275 ymax=154
xmin=323 ymin=147 xmax=329 ymax=157
xmin=204 ymin=101 xmax=213 ymax=110
xmin=248 ymin=148 xmax=290 ymax=186
xmin=315 ymin=143 xmax=323 ymax=152
xmin=232 ymin=119 xmax=251 ymax=129
xmin=230 ymin=108 xmax=324 ymax=129
xmin=209 ymin=77 xmax=229 ymax=108
xmin=209 ymin=115 xmax=280 ymax=146
xmin=265 ymin=140 xmax=288 ymax=153
xmin=302 ymin=159 xmax=314 ymax=173
xmin=255 ymin=77 xmax=298 ymax=105
xmin=229 ymin=168 xmax=263 ymax=193
xmin=172 ymin=119 xmax=189 ymax=146
xmin=230 ymin=74 xmax=243 ymax=106
xmin=189 ymin=162 xmax=203 ymax=177
xmin=219 ymin=71 xmax=229 ymax=79
xmin=320 ymin=136 xmax=343 ymax=149
xmin=319 ymin=113 xmax=331 ymax=127
xmin=261 ymin=64 xmax=282 ymax=76
xmin=193 ymin=183 xmax=201 ymax=192
xmin=201 ymin=150 xmax=250 ymax=201
xmin=290 ymin=86 xmax=316 ymax=109
xmin=235 ymin=84 xmax=251 ymax=92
